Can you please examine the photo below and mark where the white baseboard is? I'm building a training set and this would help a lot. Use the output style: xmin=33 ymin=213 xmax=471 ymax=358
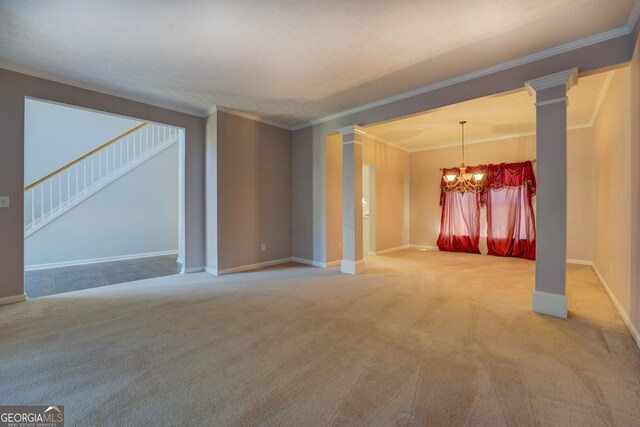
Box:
xmin=374 ymin=245 xmax=410 ymax=255
xmin=291 ymin=257 xmax=313 ymax=266
xmin=292 ymin=257 xmax=341 ymax=268
xmin=24 ymin=250 xmax=180 ymax=271
xmin=532 ymin=290 xmax=568 ymax=319
xmin=592 ymin=264 xmax=640 ymax=349
xmin=204 ymin=267 xmax=218 ymax=276
xmin=341 ymin=259 xmax=365 ymax=275
xmin=184 ymin=266 xmax=204 ymax=274
xmin=217 ymin=257 xmax=292 ymax=275
xmin=409 ymin=244 xmax=439 ymax=251
xmin=567 ymin=259 xmax=593 ymax=265
xmin=0 ymin=294 xmax=27 ymax=306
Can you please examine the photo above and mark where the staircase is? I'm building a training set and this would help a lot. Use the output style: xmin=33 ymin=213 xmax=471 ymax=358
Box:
xmin=24 ymin=122 xmax=178 ymax=237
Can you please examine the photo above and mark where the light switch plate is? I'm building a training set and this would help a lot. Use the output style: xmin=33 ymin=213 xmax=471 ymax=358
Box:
xmin=0 ymin=197 xmax=9 ymax=208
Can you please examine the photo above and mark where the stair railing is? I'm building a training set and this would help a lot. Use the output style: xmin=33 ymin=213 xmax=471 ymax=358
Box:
xmin=24 ymin=122 xmax=178 ymax=235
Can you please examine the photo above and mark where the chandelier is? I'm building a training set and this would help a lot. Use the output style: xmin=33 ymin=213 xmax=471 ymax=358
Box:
xmin=443 ymin=121 xmax=484 ymax=192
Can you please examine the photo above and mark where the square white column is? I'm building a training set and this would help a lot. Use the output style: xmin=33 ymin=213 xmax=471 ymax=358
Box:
xmin=525 ymin=68 xmax=578 ymax=318
xmin=338 ymin=125 xmax=365 ymax=275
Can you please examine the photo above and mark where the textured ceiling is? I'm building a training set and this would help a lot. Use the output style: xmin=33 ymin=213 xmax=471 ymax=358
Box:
xmin=0 ymin=0 xmax=637 ymax=128
xmin=364 ymin=70 xmax=614 ymax=151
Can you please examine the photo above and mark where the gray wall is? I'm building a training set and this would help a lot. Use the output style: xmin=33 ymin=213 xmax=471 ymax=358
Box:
xmin=25 ymin=143 xmax=178 ymax=266
xmin=0 ymin=68 xmax=205 ymax=299
xmin=209 ymin=111 xmax=293 ymax=272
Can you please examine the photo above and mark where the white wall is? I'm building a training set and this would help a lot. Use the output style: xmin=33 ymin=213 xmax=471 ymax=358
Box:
xmin=25 ymin=143 xmax=179 ymax=267
xmin=25 ymin=98 xmax=143 ymax=186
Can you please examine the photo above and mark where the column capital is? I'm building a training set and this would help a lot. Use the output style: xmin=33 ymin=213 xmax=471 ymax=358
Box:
xmin=524 ymin=68 xmax=578 ymax=96
xmin=336 ymin=125 xmax=366 ymax=141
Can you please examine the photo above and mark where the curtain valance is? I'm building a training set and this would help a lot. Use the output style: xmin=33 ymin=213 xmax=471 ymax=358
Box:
xmin=439 ymin=161 xmax=536 ymax=206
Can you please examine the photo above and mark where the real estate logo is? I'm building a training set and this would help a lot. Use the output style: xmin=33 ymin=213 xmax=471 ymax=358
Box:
xmin=0 ymin=405 xmax=64 ymax=427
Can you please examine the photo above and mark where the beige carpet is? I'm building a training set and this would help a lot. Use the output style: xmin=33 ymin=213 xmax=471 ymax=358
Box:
xmin=1 ymin=249 xmax=639 ymax=426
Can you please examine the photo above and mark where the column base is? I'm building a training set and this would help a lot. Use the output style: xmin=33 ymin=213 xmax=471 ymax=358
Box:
xmin=532 ymin=291 xmax=567 ymax=319
xmin=341 ymin=259 xmax=365 ymax=275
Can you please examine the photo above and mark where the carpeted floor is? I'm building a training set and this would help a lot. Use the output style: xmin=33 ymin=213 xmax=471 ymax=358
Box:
xmin=1 ymin=249 xmax=639 ymax=426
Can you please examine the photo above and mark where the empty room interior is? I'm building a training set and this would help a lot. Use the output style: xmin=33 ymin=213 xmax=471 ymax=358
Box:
xmin=1 ymin=1 xmax=640 ymax=425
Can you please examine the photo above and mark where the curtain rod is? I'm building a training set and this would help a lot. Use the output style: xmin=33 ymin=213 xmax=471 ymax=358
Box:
xmin=439 ymin=159 xmax=536 ymax=171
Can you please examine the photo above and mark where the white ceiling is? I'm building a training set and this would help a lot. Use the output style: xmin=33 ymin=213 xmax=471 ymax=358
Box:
xmin=364 ymin=70 xmax=614 ymax=151
xmin=0 ymin=1 xmax=637 ymax=128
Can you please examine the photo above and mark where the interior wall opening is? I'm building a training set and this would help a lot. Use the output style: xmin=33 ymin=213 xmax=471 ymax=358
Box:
xmin=23 ymin=97 xmax=186 ymax=297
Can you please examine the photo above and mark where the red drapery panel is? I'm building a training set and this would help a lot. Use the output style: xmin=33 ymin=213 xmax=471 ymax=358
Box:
xmin=437 ymin=190 xmax=481 ymax=254
xmin=485 ymin=161 xmax=536 ymax=260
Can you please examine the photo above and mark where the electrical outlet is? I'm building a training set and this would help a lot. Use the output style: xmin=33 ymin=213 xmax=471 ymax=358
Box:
xmin=261 ymin=243 xmax=267 ymax=252
xmin=0 ymin=197 xmax=9 ymax=208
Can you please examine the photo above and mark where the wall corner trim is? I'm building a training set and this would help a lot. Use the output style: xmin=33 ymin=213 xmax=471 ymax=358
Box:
xmin=532 ymin=290 xmax=568 ymax=319
xmin=341 ymin=259 xmax=365 ymax=275
xmin=184 ymin=266 xmax=205 ymax=274
xmin=0 ymin=294 xmax=27 ymax=306
xmin=204 ymin=267 xmax=219 ymax=276
xmin=592 ymin=264 xmax=640 ymax=349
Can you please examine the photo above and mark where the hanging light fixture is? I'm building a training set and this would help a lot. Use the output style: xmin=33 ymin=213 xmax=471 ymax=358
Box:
xmin=444 ymin=121 xmax=484 ymax=190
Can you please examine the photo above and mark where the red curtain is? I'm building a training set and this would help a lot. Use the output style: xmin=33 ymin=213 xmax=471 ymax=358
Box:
xmin=485 ymin=161 xmax=536 ymax=260
xmin=437 ymin=188 xmax=481 ymax=254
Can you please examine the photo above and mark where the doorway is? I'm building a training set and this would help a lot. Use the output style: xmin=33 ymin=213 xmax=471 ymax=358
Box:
xmin=23 ymin=98 xmax=186 ymax=297
xmin=363 ymin=163 xmax=376 ymax=256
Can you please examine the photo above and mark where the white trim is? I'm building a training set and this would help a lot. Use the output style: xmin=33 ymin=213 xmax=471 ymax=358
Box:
xmin=0 ymin=61 xmax=206 ymax=118
xmin=291 ymin=27 xmax=629 ymax=131
xmin=525 ymin=68 xmax=579 ymax=95
xmin=409 ymin=244 xmax=439 ymax=251
xmin=628 ymin=0 xmax=640 ymax=31
xmin=24 ymin=250 xmax=179 ymax=271
xmin=204 ymin=267 xmax=219 ymax=276
xmin=291 ymin=257 xmax=314 ymax=265
xmin=0 ymin=294 xmax=27 ymax=306
xmin=566 ymin=259 xmax=593 ymax=266
xmin=592 ymin=264 xmax=640 ymax=349
xmin=401 ymin=124 xmax=592 ymax=153
xmin=210 ymin=105 xmax=292 ymax=131
xmin=532 ymin=290 xmax=568 ymax=319
xmin=535 ymin=96 xmax=568 ymax=107
xmin=374 ymin=245 xmax=411 ymax=255
xmin=184 ymin=266 xmax=205 ymax=274
xmin=176 ymin=257 xmax=184 ymax=266
xmin=217 ymin=257 xmax=292 ymax=275
xmin=341 ymin=259 xmax=365 ymax=275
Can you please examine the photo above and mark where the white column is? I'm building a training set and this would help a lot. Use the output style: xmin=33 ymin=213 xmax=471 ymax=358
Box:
xmin=525 ymin=68 xmax=578 ymax=319
xmin=338 ymin=125 xmax=365 ymax=275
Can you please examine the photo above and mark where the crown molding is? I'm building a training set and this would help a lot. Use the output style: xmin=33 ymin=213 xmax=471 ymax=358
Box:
xmin=628 ymin=0 xmax=640 ymax=31
xmin=405 ymin=123 xmax=592 ymax=153
xmin=210 ymin=105 xmax=293 ymax=131
xmin=291 ymin=26 xmax=630 ymax=132
xmin=0 ymin=61 xmax=207 ymax=118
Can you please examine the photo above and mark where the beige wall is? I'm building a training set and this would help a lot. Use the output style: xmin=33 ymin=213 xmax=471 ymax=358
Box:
xmin=325 ymin=133 xmax=410 ymax=263
xmin=409 ymin=128 xmax=594 ymax=261
xmin=362 ymin=135 xmax=410 ymax=253
xmin=592 ymin=53 xmax=640 ymax=343
xmin=631 ymin=35 xmax=640 ymax=335
xmin=593 ymin=68 xmax=631 ymax=320
xmin=0 ymin=68 xmax=205 ymax=300
xmin=215 ymin=111 xmax=293 ymax=272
